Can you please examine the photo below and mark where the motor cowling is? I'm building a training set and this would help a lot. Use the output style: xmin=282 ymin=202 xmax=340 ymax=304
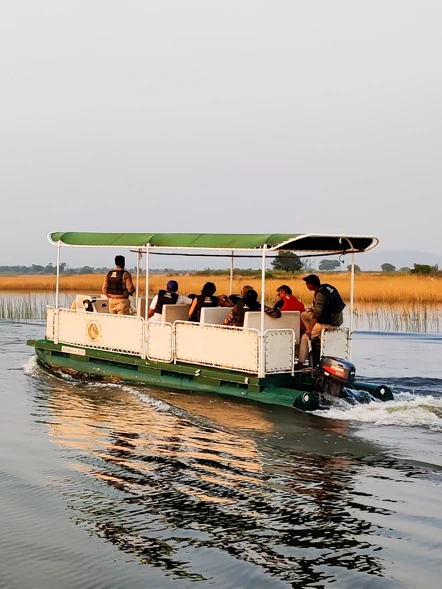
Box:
xmin=315 ymin=356 xmax=356 ymax=398
xmin=319 ymin=357 xmax=356 ymax=385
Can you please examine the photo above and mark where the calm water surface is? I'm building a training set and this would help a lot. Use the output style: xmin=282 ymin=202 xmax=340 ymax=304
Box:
xmin=0 ymin=320 xmax=441 ymax=588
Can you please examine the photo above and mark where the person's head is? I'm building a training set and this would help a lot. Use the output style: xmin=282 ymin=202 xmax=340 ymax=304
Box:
xmin=166 ymin=280 xmax=178 ymax=292
xmin=115 ymin=255 xmax=125 ymax=268
xmin=303 ymin=274 xmax=321 ymax=291
xmin=243 ymin=289 xmax=258 ymax=306
xmin=276 ymin=284 xmax=292 ymax=298
xmin=201 ymin=282 xmax=216 ymax=296
xmin=240 ymin=285 xmax=254 ymax=296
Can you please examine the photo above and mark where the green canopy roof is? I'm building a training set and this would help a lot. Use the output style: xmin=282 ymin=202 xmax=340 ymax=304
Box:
xmin=49 ymin=232 xmax=378 ymax=253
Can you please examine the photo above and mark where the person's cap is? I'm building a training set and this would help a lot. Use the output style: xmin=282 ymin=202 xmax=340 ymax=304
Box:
xmin=303 ymin=274 xmax=320 ymax=286
xmin=166 ymin=280 xmax=178 ymax=292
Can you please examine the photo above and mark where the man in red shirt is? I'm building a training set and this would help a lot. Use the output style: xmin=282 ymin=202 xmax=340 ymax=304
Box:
xmin=275 ymin=285 xmax=306 ymax=331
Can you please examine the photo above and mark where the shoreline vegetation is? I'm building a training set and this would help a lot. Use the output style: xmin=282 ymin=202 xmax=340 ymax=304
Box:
xmin=0 ymin=273 xmax=441 ymax=304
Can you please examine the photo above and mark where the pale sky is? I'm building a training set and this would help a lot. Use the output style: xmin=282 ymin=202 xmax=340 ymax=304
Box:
xmin=1 ymin=1 xmax=441 ymax=269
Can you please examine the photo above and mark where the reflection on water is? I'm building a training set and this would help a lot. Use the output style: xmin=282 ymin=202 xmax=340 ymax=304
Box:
xmin=29 ymin=366 xmax=442 ymax=588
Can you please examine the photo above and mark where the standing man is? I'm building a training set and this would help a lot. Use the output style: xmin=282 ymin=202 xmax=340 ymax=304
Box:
xmin=298 ymin=275 xmax=345 ymax=366
xmin=148 ymin=280 xmax=192 ymax=322
xmin=102 ymin=255 xmax=135 ymax=315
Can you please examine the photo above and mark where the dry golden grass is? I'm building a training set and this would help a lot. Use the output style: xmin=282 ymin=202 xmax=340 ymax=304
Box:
xmin=0 ymin=272 xmax=441 ymax=304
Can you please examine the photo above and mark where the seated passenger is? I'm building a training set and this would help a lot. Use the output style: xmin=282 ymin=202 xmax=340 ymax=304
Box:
xmin=228 ymin=284 xmax=254 ymax=305
xmin=148 ymin=280 xmax=192 ymax=322
xmin=223 ymin=289 xmax=281 ymax=328
xmin=274 ymin=284 xmax=306 ymax=331
xmin=188 ymin=282 xmax=232 ymax=322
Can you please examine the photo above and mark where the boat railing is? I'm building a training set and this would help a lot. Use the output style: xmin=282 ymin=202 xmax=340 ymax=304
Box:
xmin=145 ymin=321 xmax=174 ymax=363
xmin=321 ymin=327 xmax=350 ymax=360
xmin=264 ymin=328 xmax=296 ymax=374
xmin=47 ymin=306 xmax=298 ymax=376
xmin=46 ymin=306 xmax=55 ymax=340
xmin=54 ymin=307 xmax=144 ymax=356
xmin=174 ymin=320 xmax=261 ymax=373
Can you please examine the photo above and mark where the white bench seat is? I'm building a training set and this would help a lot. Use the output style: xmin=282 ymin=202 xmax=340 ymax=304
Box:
xmin=162 ymin=304 xmax=190 ymax=323
xmin=244 ymin=310 xmax=301 ymax=343
xmin=200 ymin=306 xmax=232 ymax=325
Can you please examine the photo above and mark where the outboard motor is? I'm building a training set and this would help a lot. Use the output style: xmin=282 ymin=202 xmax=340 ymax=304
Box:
xmin=314 ymin=356 xmax=356 ymax=398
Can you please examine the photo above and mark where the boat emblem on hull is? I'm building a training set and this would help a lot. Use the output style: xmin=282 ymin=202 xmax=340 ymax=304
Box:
xmin=86 ymin=320 xmax=101 ymax=342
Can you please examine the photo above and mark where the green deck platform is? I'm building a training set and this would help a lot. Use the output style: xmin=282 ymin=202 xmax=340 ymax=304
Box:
xmin=28 ymin=338 xmax=320 ymax=411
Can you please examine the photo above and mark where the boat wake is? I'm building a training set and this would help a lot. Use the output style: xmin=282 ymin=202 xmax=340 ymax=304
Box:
xmin=23 ymin=356 xmax=39 ymax=376
xmin=126 ymin=388 xmax=174 ymax=414
xmin=313 ymin=391 xmax=442 ymax=431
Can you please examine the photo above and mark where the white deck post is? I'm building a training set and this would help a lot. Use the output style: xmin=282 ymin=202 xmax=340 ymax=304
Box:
xmin=229 ymin=251 xmax=234 ymax=295
xmin=145 ymin=244 xmax=150 ymax=322
xmin=141 ymin=244 xmax=151 ymax=360
xmin=258 ymin=244 xmax=267 ymax=378
xmin=340 ymin=236 xmax=356 ymax=361
xmin=54 ymin=240 xmax=61 ymax=344
xmin=135 ymin=249 xmax=141 ymax=312
xmin=349 ymin=251 xmax=355 ymax=359
xmin=55 ymin=241 xmax=61 ymax=311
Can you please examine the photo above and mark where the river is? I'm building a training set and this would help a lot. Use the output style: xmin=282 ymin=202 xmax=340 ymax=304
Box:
xmin=0 ymin=319 xmax=441 ymax=588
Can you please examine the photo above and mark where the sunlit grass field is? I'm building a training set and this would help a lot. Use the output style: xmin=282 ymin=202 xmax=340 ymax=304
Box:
xmin=0 ymin=273 xmax=440 ymax=304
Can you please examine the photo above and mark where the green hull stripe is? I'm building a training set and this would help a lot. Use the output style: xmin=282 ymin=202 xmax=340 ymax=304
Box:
xmin=28 ymin=339 xmax=314 ymax=408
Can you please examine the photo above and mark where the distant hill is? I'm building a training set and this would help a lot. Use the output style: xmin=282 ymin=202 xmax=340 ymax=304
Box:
xmin=355 ymin=249 xmax=442 ymax=272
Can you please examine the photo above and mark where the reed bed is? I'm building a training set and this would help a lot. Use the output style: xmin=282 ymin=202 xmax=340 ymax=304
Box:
xmin=0 ymin=273 xmax=441 ymax=305
xmin=352 ymin=303 xmax=441 ymax=333
xmin=0 ymin=294 xmax=71 ymax=321
xmin=0 ymin=289 xmax=440 ymax=332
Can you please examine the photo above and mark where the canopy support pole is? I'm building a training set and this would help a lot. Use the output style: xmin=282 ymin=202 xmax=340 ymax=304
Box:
xmin=340 ymin=237 xmax=356 ymax=361
xmin=54 ymin=240 xmax=61 ymax=344
xmin=229 ymin=251 xmax=234 ymax=295
xmin=135 ymin=249 xmax=141 ymax=312
xmin=258 ymin=244 xmax=267 ymax=378
xmin=141 ymin=245 xmax=150 ymax=360
xmin=349 ymin=251 xmax=355 ymax=359
xmin=145 ymin=245 xmax=150 ymax=322
xmin=55 ymin=241 xmax=61 ymax=311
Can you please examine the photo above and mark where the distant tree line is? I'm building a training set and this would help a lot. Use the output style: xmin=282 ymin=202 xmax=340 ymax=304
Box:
xmin=0 ymin=263 xmax=112 ymax=275
xmin=1 ymin=257 xmax=440 ymax=276
xmin=0 ymin=264 xmax=164 ymax=275
xmin=380 ymin=263 xmax=439 ymax=275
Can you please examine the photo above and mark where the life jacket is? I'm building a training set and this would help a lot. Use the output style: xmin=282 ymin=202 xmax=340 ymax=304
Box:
xmin=190 ymin=295 xmax=218 ymax=322
xmin=317 ymin=283 xmax=346 ymax=319
xmin=106 ymin=270 xmax=125 ymax=296
xmin=234 ymin=299 xmax=260 ymax=326
xmin=154 ymin=289 xmax=179 ymax=315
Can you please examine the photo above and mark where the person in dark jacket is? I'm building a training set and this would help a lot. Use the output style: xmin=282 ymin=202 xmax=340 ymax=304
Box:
xmin=224 ymin=289 xmax=281 ymax=327
xmin=188 ymin=282 xmax=232 ymax=322
xmin=227 ymin=284 xmax=254 ymax=305
xmin=298 ymin=274 xmax=345 ymax=365
xmin=148 ymin=280 xmax=192 ymax=322
xmin=102 ymin=255 xmax=135 ymax=314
